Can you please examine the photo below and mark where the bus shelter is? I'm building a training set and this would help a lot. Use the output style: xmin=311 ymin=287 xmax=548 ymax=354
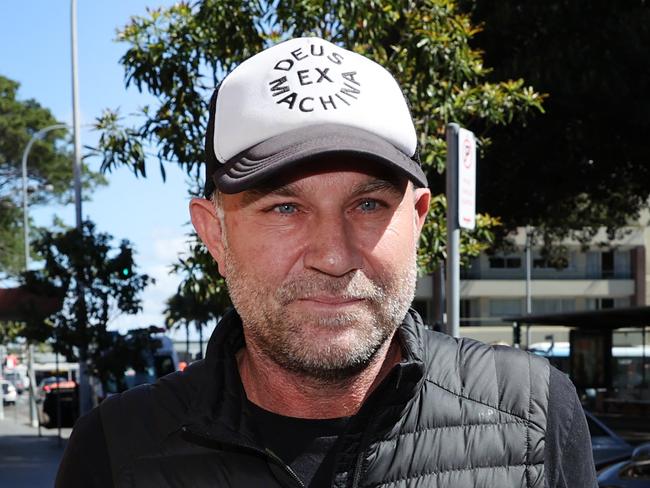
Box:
xmin=508 ymin=306 xmax=650 ymax=414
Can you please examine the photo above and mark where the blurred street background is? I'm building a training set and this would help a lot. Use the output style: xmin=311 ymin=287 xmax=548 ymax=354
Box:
xmin=2 ymin=0 xmax=650 ymax=486
xmin=0 ymin=395 xmax=71 ymax=488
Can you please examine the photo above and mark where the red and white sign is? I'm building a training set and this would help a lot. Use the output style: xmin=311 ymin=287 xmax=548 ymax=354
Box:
xmin=457 ymin=128 xmax=476 ymax=229
xmin=5 ymin=354 xmax=17 ymax=369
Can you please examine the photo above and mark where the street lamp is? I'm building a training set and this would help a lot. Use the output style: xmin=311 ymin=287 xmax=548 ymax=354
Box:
xmin=16 ymin=0 xmax=87 ymax=430
xmin=21 ymin=0 xmax=84 ymax=262
xmin=70 ymin=0 xmax=93 ymax=417
xmin=21 ymin=124 xmax=70 ymax=269
xmin=20 ymin=123 xmax=73 ymax=429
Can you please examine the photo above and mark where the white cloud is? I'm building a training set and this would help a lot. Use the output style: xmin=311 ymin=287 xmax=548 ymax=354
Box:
xmin=109 ymin=229 xmax=189 ymax=333
xmin=151 ymin=230 xmax=189 ymax=264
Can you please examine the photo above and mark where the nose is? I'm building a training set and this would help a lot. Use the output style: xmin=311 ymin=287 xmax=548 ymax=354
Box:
xmin=303 ymin=214 xmax=362 ymax=277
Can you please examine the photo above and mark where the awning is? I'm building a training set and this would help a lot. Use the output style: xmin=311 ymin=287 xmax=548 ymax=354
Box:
xmin=505 ymin=306 xmax=650 ymax=329
xmin=0 ymin=287 xmax=62 ymax=322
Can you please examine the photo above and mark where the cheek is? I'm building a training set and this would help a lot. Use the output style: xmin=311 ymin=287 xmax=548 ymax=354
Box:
xmin=227 ymin=224 xmax=304 ymax=280
xmin=363 ymin=210 xmax=418 ymax=270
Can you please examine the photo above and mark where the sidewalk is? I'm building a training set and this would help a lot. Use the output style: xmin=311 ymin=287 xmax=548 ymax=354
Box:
xmin=0 ymin=400 xmax=71 ymax=488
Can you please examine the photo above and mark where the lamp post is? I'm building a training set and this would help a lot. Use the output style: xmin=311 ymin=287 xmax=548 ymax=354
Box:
xmin=21 ymin=123 xmax=71 ymax=429
xmin=525 ymin=226 xmax=533 ymax=348
xmin=18 ymin=0 xmax=87 ymax=429
xmin=21 ymin=124 xmax=70 ymax=269
xmin=71 ymin=0 xmax=82 ymax=231
xmin=70 ymin=0 xmax=93 ymax=416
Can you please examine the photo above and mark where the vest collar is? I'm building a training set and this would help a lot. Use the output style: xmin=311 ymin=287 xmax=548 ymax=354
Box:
xmin=185 ymin=307 xmax=427 ymax=443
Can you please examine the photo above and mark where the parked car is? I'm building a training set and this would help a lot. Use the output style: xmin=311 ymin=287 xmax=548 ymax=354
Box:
xmin=40 ymin=387 xmax=78 ymax=428
xmin=598 ymin=443 xmax=650 ymax=487
xmin=37 ymin=376 xmax=76 ymax=400
xmin=3 ymin=371 xmax=29 ymax=394
xmin=586 ymin=411 xmax=635 ymax=470
xmin=1 ymin=380 xmax=17 ymax=405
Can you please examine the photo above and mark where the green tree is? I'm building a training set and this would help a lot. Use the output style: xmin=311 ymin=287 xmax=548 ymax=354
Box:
xmin=165 ymin=233 xmax=231 ymax=359
xmin=463 ymin=0 xmax=650 ymax=248
xmin=0 ymin=74 xmax=105 ymax=276
xmin=20 ymin=221 xmax=153 ymax=385
xmin=96 ymin=0 xmax=543 ymax=309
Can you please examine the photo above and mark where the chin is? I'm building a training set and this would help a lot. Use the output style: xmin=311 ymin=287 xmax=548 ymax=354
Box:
xmin=280 ymin=345 xmax=381 ymax=382
xmin=273 ymin=324 xmax=390 ymax=380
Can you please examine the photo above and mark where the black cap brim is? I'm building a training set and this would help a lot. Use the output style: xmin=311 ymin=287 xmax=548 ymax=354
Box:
xmin=209 ymin=124 xmax=428 ymax=195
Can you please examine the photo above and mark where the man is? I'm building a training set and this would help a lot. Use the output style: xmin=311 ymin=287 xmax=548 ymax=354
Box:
xmin=57 ymin=37 xmax=596 ymax=487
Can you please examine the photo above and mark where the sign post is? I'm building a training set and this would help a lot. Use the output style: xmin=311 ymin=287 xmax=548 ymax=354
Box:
xmin=445 ymin=124 xmax=476 ymax=337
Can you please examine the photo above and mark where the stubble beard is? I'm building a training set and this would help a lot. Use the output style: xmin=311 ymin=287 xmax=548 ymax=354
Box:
xmin=223 ymin=248 xmax=417 ymax=382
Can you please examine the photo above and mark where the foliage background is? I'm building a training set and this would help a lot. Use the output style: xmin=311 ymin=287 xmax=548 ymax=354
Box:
xmin=0 ymin=75 xmax=106 ymax=277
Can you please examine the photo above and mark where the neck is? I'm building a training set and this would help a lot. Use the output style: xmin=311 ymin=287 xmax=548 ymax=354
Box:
xmin=237 ymin=333 xmax=401 ymax=419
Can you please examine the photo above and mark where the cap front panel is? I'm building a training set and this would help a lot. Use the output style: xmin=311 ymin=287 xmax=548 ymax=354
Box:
xmin=213 ymin=37 xmax=417 ymax=163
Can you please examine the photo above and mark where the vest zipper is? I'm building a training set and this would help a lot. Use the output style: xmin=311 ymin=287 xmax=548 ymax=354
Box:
xmin=181 ymin=426 xmax=305 ymax=488
xmin=350 ymin=412 xmax=380 ymax=488
xmin=350 ymin=366 xmax=404 ymax=488
xmin=264 ymin=447 xmax=306 ymax=488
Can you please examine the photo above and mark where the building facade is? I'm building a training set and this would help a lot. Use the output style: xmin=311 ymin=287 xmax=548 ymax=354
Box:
xmin=413 ymin=216 xmax=650 ymax=346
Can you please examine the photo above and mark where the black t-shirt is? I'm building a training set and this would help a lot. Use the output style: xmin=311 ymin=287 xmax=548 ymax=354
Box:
xmin=56 ymin=366 xmax=597 ymax=487
xmin=247 ymin=400 xmax=350 ymax=486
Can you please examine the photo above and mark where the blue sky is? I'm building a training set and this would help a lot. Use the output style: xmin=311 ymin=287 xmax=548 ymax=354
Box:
xmin=2 ymin=1 xmax=214 ymax=338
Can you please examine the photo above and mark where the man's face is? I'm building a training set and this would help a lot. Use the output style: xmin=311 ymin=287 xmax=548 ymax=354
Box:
xmin=192 ymin=161 xmax=430 ymax=380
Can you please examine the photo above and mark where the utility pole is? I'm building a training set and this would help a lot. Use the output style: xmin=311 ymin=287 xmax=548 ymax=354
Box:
xmin=21 ymin=126 xmax=69 ymax=428
xmin=0 ymin=345 xmax=5 ymax=420
xmin=71 ymin=0 xmax=91 ymax=415
xmin=71 ymin=0 xmax=82 ymax=230
xmin=28 ymin=345 xmax=38 ymax=427
xmin=525 ymin=227 xmax=532 ymax=348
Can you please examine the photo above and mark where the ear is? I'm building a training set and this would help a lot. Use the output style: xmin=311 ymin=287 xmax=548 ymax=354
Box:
xmin=413 ymin=188 xmax=431 ymax=235
xmin=189 ymin=197 xmax=227 ymax=276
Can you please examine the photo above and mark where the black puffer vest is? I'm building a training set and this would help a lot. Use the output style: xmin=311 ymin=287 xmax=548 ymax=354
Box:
xmin=100 ymin=309 xmax=549 ymax=487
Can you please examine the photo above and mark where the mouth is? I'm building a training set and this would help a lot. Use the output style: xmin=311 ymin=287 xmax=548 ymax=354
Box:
xmin=295 ymin=296 xmax=365 ymax=307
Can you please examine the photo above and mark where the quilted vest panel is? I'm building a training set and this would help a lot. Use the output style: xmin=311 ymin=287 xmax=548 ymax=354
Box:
xmin=359 ymin=332 xmax=549 ymax=488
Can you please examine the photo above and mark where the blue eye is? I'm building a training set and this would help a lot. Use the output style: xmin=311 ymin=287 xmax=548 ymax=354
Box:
xmin=274 ymin=203 xmax=297 ymax=214
xmin=358 ymin=199 xmax=378 ymax=212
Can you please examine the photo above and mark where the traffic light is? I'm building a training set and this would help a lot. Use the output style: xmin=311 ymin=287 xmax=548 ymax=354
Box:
xmin=113 ymin=247 xmax=133 ymax=280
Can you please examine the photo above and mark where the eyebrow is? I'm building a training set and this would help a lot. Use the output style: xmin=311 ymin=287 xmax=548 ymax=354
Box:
xmin=349 ymin=178 xmax=405 ymax=199
xmin=240 ymin=176 xmax=405 ymax=207
xmin=240 ymin=184 xmax=301 ymax=206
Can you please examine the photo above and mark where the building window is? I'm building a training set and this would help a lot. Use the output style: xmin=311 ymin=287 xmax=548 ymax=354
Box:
xmin=489 ymin=256 xmax=522 ymax=269
xmin=614 ymin=250 xmax=631 ymax=278
xmin=532 ymin=299 xmax=576 ymax=314
xmin=614 ymin=297 xmax=631 ymax=308
xmin=488 ymin=299 xmax=523 ymax=318
xmin=601 ymin=298 xmax=615 ymax=309
xmin=460 ymin=299 xmax=472 ymax=318
xmin=586 ymin=297 xmax=623 ymax=310
xmin=586 ymin=251 xmax=601 ymax=278
xmin=602 ymin=251 xmax=614 ymax=278
xmin=533 ymin=257 xmax=569 ymax=270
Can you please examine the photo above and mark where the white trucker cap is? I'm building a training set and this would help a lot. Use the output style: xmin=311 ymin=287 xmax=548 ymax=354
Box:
xmin=204 ymin=37 xmax=427 ymax=196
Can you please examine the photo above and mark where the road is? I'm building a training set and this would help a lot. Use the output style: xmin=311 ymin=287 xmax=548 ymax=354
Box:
xmin=0 ymin=394 xmax=71 ymax=488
